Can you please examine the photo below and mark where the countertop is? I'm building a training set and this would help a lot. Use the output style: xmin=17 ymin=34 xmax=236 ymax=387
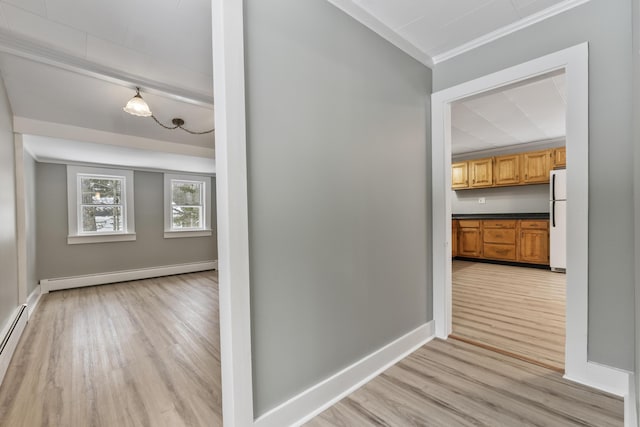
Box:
xmin=452 ymin=213 xmax=549 ymax=220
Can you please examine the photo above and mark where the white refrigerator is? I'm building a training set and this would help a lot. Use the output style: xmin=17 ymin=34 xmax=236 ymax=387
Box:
xmin=550 ymin=169 xmax=566 ymax=272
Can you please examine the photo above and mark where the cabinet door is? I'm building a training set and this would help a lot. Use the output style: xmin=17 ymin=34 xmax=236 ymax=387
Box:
xmin=469 ymin=158 xmax=493 ymax=188
xmin=452 ymin=220 xmax=458 ymax=258
xmin=519 ymin=229 xmax=549 ymax=264
xmin=553 ymin=147 xmax=566 ymax=168
xmin=494 ymin=155 xmax=520 ymax=186
xmin=522 ymin=150 xmax=551 ymax=183
xmin=451 ymin=162 xmax=468 ymax=189
xmin=458 ymin=228 xmax=482 ymax=257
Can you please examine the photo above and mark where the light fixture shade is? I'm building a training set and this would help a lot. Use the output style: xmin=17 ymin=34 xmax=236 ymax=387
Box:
xmin=123 ymin=89 xmax=152 ymax=117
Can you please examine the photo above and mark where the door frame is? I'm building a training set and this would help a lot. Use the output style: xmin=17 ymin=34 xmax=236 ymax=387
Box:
xmin=431 ymin=43 xmax=620 ymax=390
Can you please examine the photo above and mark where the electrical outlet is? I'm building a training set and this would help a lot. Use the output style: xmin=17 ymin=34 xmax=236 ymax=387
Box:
xmin=478 ymin=197 xmax=486 ymax=204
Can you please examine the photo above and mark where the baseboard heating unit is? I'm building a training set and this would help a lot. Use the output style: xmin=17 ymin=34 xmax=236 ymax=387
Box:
xmin=0 ymin=304 xmax=27 ymax=386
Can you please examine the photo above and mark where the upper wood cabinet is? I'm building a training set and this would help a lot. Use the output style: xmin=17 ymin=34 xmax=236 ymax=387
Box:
xmin=494 ymin=154 xmax=520 ymax=186
xmin=451 ymin=162 xmax=469 ymax=189
xmin=553 ymin=147 xmax=566 ymax=168
xmin=469 ymin=158 xmax=493 ymax=188
xmin=522 ymin=150 xmax=551 ymax=184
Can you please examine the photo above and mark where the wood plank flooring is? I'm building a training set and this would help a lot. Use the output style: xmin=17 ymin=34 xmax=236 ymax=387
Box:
xmin=307 ymin=338 xmax=623 ymax=426
xmin=452 ymin=260 xmax=566 ymax=370
xmin=0 ymin=271 xmax=222 ymax=427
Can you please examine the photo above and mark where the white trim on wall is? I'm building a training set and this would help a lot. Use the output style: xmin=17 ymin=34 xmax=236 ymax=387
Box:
xmin=26 ymin=284 xmax=42 ymax=320
xmin=39 ymin=261 xmax=216 ymax=293
xmin=254 ymin=322 xmax=435 ymax=427
xmin=211 ymin=1 xmax=255 ymax=426
xmin=432 ymin=43 xmax=633 ymax=404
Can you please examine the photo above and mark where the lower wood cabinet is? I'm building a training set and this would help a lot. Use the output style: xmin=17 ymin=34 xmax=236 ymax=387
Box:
xmin=453 ymin=218 xmax=549 ymax=266
xmin=458 ymin=220 xmax=482 ymax=257
xmin=519 ymin=220 xmax=549 ymax=264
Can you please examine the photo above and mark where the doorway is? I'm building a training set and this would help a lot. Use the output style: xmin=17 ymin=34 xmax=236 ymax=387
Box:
xmin=448 ymin=71 xmax=567 ymax=371
xmin=431 ymin=43 xmax=589 ymax=382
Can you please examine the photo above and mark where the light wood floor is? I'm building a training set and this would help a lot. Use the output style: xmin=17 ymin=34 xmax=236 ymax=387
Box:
xmin=0 ymin=271 xmax=222 ymax=427
xmin=452 ymin=260 xmax=566 ymax=371
xmin=307 ymin=338 xmax=623 ymax=426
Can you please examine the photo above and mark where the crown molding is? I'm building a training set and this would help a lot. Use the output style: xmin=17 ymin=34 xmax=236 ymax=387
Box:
xmin=0 ymin=29 xmax=214 ymax=107
xmin=432 ymin=0 xmax=592 ymax=64
xmin=325 ymin=0 xmax=434 ymax=68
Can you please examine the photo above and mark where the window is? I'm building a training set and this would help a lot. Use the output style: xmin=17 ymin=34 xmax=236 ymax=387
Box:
xmin=67 ymin=166 xmax=135 ymax=244
xmin=164 ymin=174 xmax=212 ymax=238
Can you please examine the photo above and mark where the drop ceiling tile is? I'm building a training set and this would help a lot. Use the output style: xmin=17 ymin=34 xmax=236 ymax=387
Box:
xmin=122 ymin=0 xmax=211 ymax=76
xmin=452 ymin=102 xmax=516 ymax=146
xmin=408 ymin=0 xmax=520 ymax=57
xmin=451 ymin=126 xmax=491 ymax=153
xmin=351 ymin=0 xmax=430 ymax=30
xmin=511 ymin=0 xmax=564 ymax=17
xmin=503 ymin=79 xmax=566 ymax=138
xmin=1 ymin=3 xmax=86 ymax=57
xmin=1 ymin=0 xmax=47 ymax=16
xmin=85 ymin=35 xmax=212 ymax=96
xmin=44 ymin=0 xmax=131 ymax=45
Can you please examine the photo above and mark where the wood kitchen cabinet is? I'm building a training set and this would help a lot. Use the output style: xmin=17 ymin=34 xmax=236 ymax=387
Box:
xmin=519 ymin=220 xmax=549 ymax=264
xmin=452 ymin=220 xmax=458 ymax=257
xmin=553 ymin=147 xmax=566 ymax=168
xmin=451 ymin=162 xmax=469 ymax=189
xmin=453 ymin=218 xmax=550 ymax=266
xmin=469 ymin=158 xmax=493 ymax=188
xmin=482 ymin=220 xmax=517 ymax=261
xmin=457 ymin=220 xmax=482 ymax=257
xmin=494 ymin=154 xmax=521 ymax=186
xmin=522 ymin=149 xmax=551 ymax=184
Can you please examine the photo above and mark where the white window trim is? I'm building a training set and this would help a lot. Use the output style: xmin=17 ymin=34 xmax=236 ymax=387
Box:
xmin=67 ymin=165 xmax=136 ymax=244
xmin=164 ymin=173 xmax=212 ymax=238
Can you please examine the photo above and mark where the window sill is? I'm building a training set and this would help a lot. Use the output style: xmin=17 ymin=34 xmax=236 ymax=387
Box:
xmin=67 ymin=233 xmax=137 ymax=245
xmin=164 ymin=229 xmax=212 ymax=239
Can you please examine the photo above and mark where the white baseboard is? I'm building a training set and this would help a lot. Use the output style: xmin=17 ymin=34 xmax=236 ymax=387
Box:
xmin=254 ymin=321 xmax=435 ymax=427
xmin=212 ymin=260 xmax=218 ymax=270
xmin=0 ymin=305 xmax=28 ymax=387
xmin=624 ymin=373 xmax=637 ymax=427
xmin=40 ymin=261 xmax=217 ymax=293
xmin=26 ymin=285 xmax=42 ymax=320
xmin=565 ymin=361 xmax=635 ymax=426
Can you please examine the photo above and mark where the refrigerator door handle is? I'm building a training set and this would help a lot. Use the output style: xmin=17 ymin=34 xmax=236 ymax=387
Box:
xmin=552 ymin=201 xmax=556 ymax=228
xmin=552 ymin=173 xmax=556 ymax=201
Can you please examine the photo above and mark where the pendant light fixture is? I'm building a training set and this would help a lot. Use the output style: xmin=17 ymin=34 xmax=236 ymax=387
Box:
xmin=123 ymin=87 xmax=214 ymax=135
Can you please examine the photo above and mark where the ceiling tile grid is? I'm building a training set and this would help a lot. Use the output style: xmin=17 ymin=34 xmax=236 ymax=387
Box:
xmin=451 ymin=73 xmax=566 ymax=154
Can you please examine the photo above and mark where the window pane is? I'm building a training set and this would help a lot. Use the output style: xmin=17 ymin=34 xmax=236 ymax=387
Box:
xmin=81 ymin=177 xmax=122 ymax=205
xmin=172 ymin=206 xmax=202 ymax=229
xmin=172 ymin=181 xmax=202 ymax=206
xmin=81 ymin=206 xmax=123 ymax=232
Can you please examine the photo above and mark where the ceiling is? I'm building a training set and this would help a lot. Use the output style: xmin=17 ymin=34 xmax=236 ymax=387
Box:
xmin=451 ymin=72 xmax=566 ymax=155
xmin=328 ymin=0 xmax=589 ymax=64
xmin=0 ymin=0 xmax=580 ymax=170
xmin=0 ymin=0 xmax=214 ymax=172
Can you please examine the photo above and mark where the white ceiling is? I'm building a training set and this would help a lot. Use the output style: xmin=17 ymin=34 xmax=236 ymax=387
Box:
xmin=0 ymin=0 xmax=212 ymax=97
xmin=329 ymin=0 xmax=589 ymax=64
xmin=451 ymin=72 xmax=566 ymax=155
xmin=0 ymin=0 xmax=214 ymax=171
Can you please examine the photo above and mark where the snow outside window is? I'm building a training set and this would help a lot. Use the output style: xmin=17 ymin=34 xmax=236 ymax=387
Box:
xmin=164 ymin=174 xmax=212 ymax=238
xmin=67 ymin=166 xmax=136 ymax=244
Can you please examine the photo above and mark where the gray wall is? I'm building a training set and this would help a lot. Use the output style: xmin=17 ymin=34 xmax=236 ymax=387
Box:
xmin=434 ymin=0 xmax=634 ymax=370
xmin=36 ymin=163 xmax=217 ymax=279
xmin=453 ymin=185 xmax=548 ymax=214
xmin=244 ymin=0 xmax=431 ymax=417
xmin=633 ymin=0 xmax=640 ymax=417
xmin=0 ymin=75 xmax=18 ymax=330
xmin=24 ymin=150 xmax=37 ymax=296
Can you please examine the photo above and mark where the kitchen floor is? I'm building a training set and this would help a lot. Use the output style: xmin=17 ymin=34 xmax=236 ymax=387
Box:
xmin=452 ymin=260 xmax=566 ymax=371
